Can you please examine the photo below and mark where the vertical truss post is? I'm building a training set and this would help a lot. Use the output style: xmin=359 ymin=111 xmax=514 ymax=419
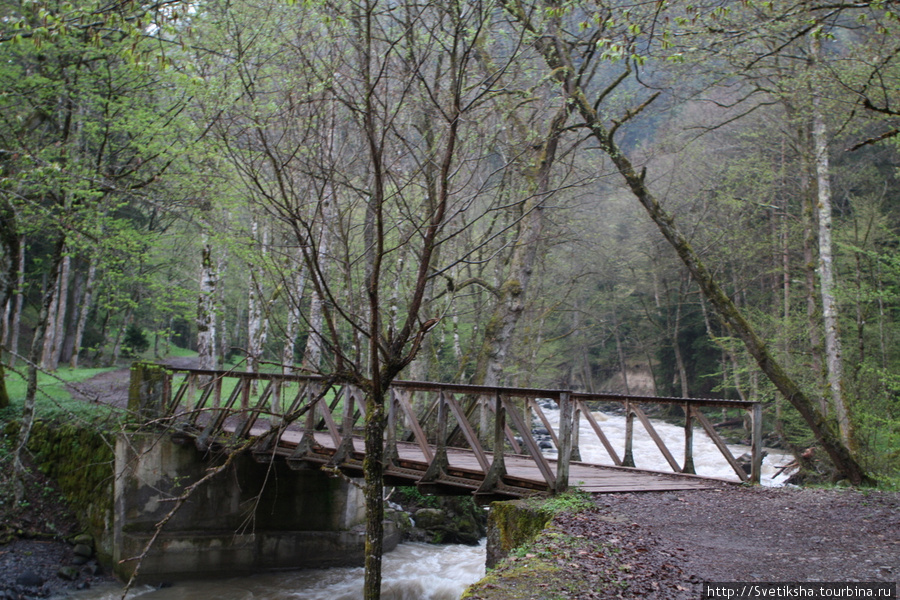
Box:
xmin=683 ymin=403 xmax=696 ymax=474
xmin=555 ymin=392 xmax=573 ymax=493
xmin=384 ymin=388 xmax=399 ymax=464
xmin=477 ymin=391 xmax=507 ymax=496
xmin=571 ymin=402 xmax=582 ymax=463
xmin=420 ymin=391 xmax=451 ymax=488
xmin=750 ymin=402 xmax=762 ymax=484
xmin=623 ymin=400 xmax=635 ymax=467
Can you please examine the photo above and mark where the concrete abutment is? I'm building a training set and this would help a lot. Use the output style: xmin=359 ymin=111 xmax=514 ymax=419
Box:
xmin=113 ymin=432 xmax=397 ymax=583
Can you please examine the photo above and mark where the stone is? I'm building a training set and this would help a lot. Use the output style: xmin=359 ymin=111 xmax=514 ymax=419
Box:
xmin=58 ymin=566 xmax=80 ymax=581
xmin=73 ymin=543 xmax=93 ymax=558
xmin=72 ymin=555 xmax=90 ymax=566
xmin=72 ymin=534 xmax=94 ymax=548
xmin=15 ymin=572 xmax=44 ymax=588
xmin=413 ymin=508 xmax=446 ymax=530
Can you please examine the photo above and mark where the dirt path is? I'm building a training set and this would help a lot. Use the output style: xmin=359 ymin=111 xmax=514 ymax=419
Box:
xmin=596 ymin=486 xmax=899 ymax=585
xmin=466 ymin=484 xmax=899 ymax=599
xmin=66 ymin=358 xmax=198 ymax=409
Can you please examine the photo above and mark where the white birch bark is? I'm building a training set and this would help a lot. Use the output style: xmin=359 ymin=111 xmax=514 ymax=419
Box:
xmin=302 ymin=187 xmax=334 ymax=373
xmin=247 ymin=220 xmax=269 ymax=382
xmin=281 ymin=256 xmax=307 ymax=374
xmin=217 ymin=246 xmax=228 ymax=368
xmin=810 ymin=35 xmax=852 ymax=448
xmin=40 ymin=253 xmax=67 ymax=370
xmin=69 ymin=260 xmax=96 ymax=368
xmin=49 ymin=253 xmax=70 ymax=368
xmin=197 ymin=239 xmax=218 ymax=371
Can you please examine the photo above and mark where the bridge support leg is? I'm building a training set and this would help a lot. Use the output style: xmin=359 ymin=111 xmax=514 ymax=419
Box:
xmin=683 ymin=404 xmax=696 ymax=475
xmin=419 ymin=392 xmax=451 ymax=494
xmin=750 ymin=403 xmax=762 ymax=484
xmin=623 ymin=400 xmax=635 ymax=468
xmin=555 ymin=392 xmax=573 ymax=493
xmin=475 ymin=392 xmax=508 ymax=501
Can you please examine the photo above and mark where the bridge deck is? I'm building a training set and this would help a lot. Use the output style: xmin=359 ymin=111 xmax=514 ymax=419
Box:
xmin=245 ymin=427 xmax=716 ymax=495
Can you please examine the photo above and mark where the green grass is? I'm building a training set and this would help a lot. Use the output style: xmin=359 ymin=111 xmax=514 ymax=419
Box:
xmin=1 ymin=366 xmax=122 ymax=423
xmin=525 ymin=488 xmax=594 ymax=515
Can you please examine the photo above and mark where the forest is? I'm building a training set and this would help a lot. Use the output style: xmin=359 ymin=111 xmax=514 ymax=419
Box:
xmin=1 ymin=0 xmax=899 ymax=567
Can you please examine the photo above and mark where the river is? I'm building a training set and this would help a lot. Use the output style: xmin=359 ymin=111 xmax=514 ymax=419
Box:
xmin=65 ymin=406 xmax=789 ymax=600
xmin=65 ymin=541 xmax=486 ymax=600
xmin=539 ymin=404 xmax=793 ymax=485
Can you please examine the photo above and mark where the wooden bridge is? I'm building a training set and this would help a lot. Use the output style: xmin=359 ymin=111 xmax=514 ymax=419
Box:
xmin=130 ymin=364 xmax=764 ymax=499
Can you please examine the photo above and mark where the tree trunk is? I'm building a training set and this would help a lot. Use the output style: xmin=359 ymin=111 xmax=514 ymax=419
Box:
xmin=809 ymin=41 xmax=853 ymax=447
xmin=671 ymin=290 xmax=690 ymax=398
xmin=109 ymin=308 xmax=133 ymax=366
xmin=217 ymin=246 xmax=228 ymax=368
xmin=197 ymin=240 xmax=218 ymax=371
xmin=612 ymin=310 xmax=630 ymax=395
xmin=247 ymin=220 xmax=269 ymax=388
xmin=469 ymin=103 xmax=569 ymax=387
xmin=14 ymin=237 xmax=65 ymax=503
xmin=9 ymin=235 xmax=24 ymax=367
xmin=801 ymin=142 xmax=826 ymax=412
xmin=50 ymin=253 xmax=71 ymax=368
xmin=302 ymin=185 xmax=334 ymax=374
xmin=507 ymin=15 xmax=872 ymax=484
xmin=40 ymin=259 xmax=62 ymax=370
xmin=282 ymin=259 xmax=307 ymax=374
xmin=70 ymin=260 xmax=97 ymax=369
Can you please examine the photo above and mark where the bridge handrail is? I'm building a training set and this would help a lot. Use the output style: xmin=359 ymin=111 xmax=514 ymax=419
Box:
xmin=135 ymin=364 xmax=763 ymax=489
xmin=157 ymin=366 xmax=759 ymax=409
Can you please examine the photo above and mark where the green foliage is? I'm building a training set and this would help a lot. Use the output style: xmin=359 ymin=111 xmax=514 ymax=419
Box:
xmin=392 ymin=486 xmax=440 ymax=509
xmin=123 ymin=324 xmax=150 ymax=358
xmin=527 ymin=488 xmax=595 ymax=515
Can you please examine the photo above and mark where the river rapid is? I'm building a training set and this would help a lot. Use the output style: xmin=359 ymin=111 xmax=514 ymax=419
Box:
xmin=539 ymin=404 xmax=792 ymax=485
xmin=64 ymin=541 xmax=486 ymax=600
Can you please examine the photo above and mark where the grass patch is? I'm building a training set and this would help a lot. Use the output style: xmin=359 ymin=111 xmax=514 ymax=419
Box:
xmin=1 ymin=366 xmax=123 ymax=423
xmin=526 ymin=488 xmax=594 ymax=515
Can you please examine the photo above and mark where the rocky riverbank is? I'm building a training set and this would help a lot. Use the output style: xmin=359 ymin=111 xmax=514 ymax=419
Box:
xmin=0 ymin=449 xmax=115 ymax=600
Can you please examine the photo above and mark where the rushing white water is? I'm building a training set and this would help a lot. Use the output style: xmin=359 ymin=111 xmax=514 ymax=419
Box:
xmin=538 ymin=404 xmax=793 ymax=485
xmin=63 ymin=541 xmax=486 ymax=600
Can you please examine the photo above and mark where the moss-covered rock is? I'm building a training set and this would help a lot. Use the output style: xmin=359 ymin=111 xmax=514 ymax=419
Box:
xmin=485 ymin=499 xmax=553 ymax=568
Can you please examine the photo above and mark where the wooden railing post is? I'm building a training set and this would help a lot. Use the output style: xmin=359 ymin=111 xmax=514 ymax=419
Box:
xmin=420 ymin=391 xmax=451 ymax=491
xmin=555 ymin=392 xmax=573 ymax=493
xmin=683 ymin=403 xmax=696 ymax=474
xmin=623 ymin=400 xmax=635 ymax=467
xmin=477 ymin=391 xmax=507 ymax=497
xmin=571 ymin=402 xmax=581 ymax=463
xmin=384 ymin=389 xmax=400 ymax=464
xmin=128 ymin=362 xmax=170 ymax=423
xmin=750 ymin=402 xmax=762 ymax=484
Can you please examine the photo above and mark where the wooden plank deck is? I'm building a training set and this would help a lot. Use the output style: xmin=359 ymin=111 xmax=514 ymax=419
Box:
xmin=239 ymin=426 xmax=716 ymax=496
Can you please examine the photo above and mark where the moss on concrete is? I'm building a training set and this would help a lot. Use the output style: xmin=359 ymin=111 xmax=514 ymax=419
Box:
xmin=485 ymin=499 xmax=554 ymax=568
xmin=19 ymin=420 xmax=115 ymax=564
xmin=467 ymin=491 xmax=608 ymax=599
